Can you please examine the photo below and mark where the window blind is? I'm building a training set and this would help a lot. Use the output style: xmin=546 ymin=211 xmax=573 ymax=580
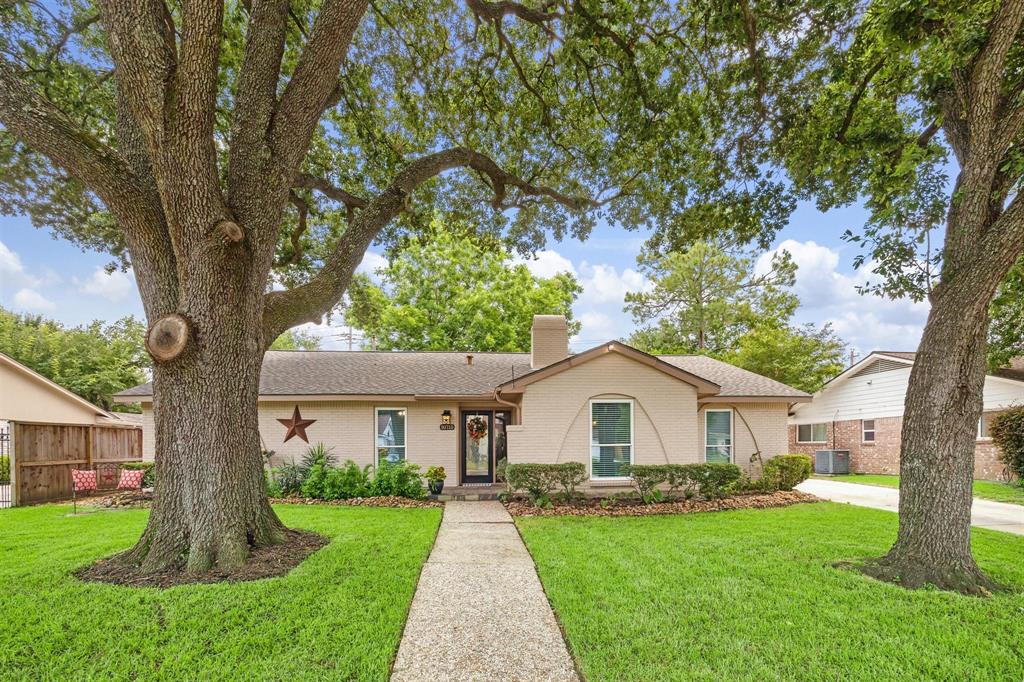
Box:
xmin=591 ymin=402 xmax=631 ymax=478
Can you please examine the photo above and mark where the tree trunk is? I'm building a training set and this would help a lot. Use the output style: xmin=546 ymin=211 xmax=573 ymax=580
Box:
xmin=862 ymin=265 xmax=1003 ymax=595
xmin=123 ymin=296 xmax=286 ymax=574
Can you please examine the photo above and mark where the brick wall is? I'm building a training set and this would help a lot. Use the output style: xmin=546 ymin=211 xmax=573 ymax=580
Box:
xmin=788 ymin=414 xmax=1007 ymax=480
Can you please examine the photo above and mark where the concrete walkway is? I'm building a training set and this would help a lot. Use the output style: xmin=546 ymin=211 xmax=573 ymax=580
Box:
xmin=797 ymin=478 xmax=1024 ymax=535
xmin=391 ymin=501 xmax=578 ymax=682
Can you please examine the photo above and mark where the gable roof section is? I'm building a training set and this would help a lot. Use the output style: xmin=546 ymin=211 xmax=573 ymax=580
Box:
xmin=0 ymin=351 xmax=110 ymax=418
xmin=496 ymin=341 xmax=723 ymax=396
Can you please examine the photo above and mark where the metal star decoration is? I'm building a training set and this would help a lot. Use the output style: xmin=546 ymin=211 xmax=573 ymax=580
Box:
xmin=277 ymin=405 xmax=317 ymax=443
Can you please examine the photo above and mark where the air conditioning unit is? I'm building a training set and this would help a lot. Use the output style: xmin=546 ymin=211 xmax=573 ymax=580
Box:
xmin=814 ymin=450 xmax=850 ymax=475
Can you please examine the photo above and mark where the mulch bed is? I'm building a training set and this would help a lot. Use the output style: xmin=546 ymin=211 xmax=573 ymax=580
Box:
xmin=504 ymin=490 xmax=820 ymax=517
xmin=272 ymin=496 xmax=443 ymax=508
xmin=75 ymin=529 xmax=329 ymax=588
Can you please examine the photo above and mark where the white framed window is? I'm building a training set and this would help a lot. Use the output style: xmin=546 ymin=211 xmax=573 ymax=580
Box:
xmin=705 ymin=409 xmax=733 ymax=463
xmin=590 ymin=400 xmax=633 ymax=479
xmin=977 ymin=415 xmax=991 ymax=440
xmin=376 ymin=407 xmax=407 ymax=465
xmin=797 ymin=423 xmax=828 ymax=443
xmin=862 ymin=419 xmax=876 ymax=443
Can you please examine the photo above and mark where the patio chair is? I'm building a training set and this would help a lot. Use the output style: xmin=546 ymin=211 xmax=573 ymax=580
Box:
xmin=70 ymin=469 xmax=97 ymax=514
xmin=117 ymin=468 xmax=145 ymax=490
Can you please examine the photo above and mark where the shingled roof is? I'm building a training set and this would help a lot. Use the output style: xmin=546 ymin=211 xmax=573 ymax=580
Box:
xmin=116 ymin=347 xmax=810 ymax=400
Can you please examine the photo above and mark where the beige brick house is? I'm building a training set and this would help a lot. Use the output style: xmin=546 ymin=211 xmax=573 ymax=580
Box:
xmin=117 ymin=316 xmax=809 ymax=488
xmin=788 ymin=352 xmax=1024 ymax=480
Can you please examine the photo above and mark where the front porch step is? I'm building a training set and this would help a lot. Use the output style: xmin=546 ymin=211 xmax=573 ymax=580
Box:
xmin=436 ymin=485 xmax=505 ymax=502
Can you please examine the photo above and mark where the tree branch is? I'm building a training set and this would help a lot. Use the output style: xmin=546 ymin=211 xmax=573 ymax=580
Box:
xmin=276 ymin=191 xmax=310 ymax=266
xmin=41 ymin=12 xmax=101 ymax=68
xmin=571 ymin=0 xmax=658 ymax=114
xmin=270 ymin=0 xmax=369 ymax=173
xmin=174 ymin=0 xmax=225 ymax=184
xmin=293 ymin=172 xmax=369 ymax=211
xmin=968 ymin=0 xmax=1024 ymax=147
xmin=836 ymin=59 xmax=884 ymax=143
xmin=262 ymin=147 xmax=592 ymax=340
xmin=0 ymin=60 xmax=179 ymax=316
xmin=227 ymin=0 xmax=291 ymax=212
xmin=736 ymin=0 xmax=766 ymax=117
xmin=97 ymin=0 xmax=178 ymax=156
xmin=465 ymin=0 xmax=560 ymax=34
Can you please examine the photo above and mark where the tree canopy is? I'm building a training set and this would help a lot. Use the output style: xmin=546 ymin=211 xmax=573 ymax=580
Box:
xmin=625 ymin=240 xmax=797 ymax=355
xmin=723 ymin=323 xmax=847 ymax=394
xmin=988 ymin=257 xmax=1024 ymax=370
xmin=269 ymin=328 xmax=322 ymax=351
xmin=344 ymin=222 xmax=580 ymax=351
xmin=0 ymin=307 xmax=147 ymax=411
xmin=624 ymin=239 xmax=846 ymax=393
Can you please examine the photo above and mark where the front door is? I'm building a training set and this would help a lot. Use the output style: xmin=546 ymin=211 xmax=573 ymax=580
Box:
xmin=461 ymin=410 xmax=509 ymax=484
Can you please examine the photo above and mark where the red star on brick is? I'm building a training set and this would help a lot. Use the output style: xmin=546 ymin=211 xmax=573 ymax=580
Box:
xmin=277 ymin=405 xmax=317 ymax=443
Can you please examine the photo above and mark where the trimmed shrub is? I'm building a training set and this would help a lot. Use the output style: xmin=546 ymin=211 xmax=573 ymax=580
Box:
xmin=623 ymin=465 xmax=669 ymax=504
xmin=122 ymin=461 xmax=155 ymax=488
xmin=762 ymin=454 xmax=812 ymax=491
xmin=552 ymin=462 xmax=587 ymax=501
xmin=991 ymin=406 xmax=1024 ymax=483
xmin=624 ymin=463 xmax=744 ymax=501
xmin=0 ymin=455 xmax=9 ymax=484
xmin=505 ymin=463 xmax=587 ymax=507
xmin=370 ymin=461 xmax=426 ymax=499
xmin=678 ymin=463 xmax=742 ymax=499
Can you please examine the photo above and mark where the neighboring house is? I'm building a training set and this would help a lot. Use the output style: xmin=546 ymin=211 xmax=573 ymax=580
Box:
xmin=788 ymin=352 xmax=1024 ymax=480
xmin=0 ymin=351 xmax=126 ymax=426
xmin=116 ymin=316 xmax=809 ymax=487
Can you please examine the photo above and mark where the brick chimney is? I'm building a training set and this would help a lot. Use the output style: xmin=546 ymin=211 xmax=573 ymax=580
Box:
xmin=531 ymin=315 xmax=569 ymax=368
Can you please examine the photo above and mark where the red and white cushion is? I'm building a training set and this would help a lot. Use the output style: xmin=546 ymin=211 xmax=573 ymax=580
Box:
xmin=117 ymin=469 xmax=145 ymax=490
xmin=71 ymin=469 xmax=97 ymax=492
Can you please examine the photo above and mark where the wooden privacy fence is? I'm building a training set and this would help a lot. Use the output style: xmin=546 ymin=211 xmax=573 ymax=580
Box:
xmin=9 ymin=421 xmax=143 ymax=506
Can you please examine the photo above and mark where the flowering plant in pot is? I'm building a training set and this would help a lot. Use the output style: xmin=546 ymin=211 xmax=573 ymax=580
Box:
xmin=425 ymin=466 xmax=446 ymax=496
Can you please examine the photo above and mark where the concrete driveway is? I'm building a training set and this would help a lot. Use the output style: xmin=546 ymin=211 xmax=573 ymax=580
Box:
xmin=797 ymin=478 xmax=1024 ymax=536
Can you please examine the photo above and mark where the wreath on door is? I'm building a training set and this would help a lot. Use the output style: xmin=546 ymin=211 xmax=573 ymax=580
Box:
xmin=467 ymin=416 xmax=488 ymax=443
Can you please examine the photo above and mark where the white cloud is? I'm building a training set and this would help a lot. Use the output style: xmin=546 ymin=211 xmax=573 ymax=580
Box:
xmin=516 ymin=249 xmax=577 ymax=279
xmin=78 ymin=267 xmax=134 ymax=302
xmin=356 ymin=251 xmax=388 ymax=282
xmin=577 ymin=262 xmax=651 ymax=305
xmin=13 ymin=288 xmax=55 ymax=312
xmin=0 ymin=240 xmax=39 ymax=293
xmin=759 ymin=239 xmax=930 ymax=356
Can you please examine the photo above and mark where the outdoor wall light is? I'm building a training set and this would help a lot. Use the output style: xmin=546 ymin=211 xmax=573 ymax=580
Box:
xmin=441 ymin=410 xmax=452 ymax=425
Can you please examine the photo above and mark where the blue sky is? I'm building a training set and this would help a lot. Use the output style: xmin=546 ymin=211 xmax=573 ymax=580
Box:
xmin=0 ymin=198 xmax=929 ymax=359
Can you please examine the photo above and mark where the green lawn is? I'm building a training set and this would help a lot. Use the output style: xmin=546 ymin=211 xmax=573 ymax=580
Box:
xmin=818 ymin=473 xmax=1024 ymax=505
xmin=518 ymin=503 xmax=1024 ymax=682
xmin=0 ymin=504 xmax=441 ymax=681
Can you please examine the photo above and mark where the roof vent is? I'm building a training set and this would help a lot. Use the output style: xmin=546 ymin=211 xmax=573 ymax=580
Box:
xmin=466 ymin=354 xmax=474 ymax=366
